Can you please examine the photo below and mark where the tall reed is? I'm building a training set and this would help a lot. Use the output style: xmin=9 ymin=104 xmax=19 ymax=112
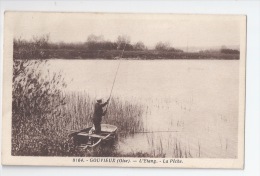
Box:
xmin=12 ymin=60 xmax=145 ymax=156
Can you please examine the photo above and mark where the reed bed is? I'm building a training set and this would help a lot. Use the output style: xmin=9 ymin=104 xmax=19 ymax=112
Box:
xmin=145 ymin=132 xmax=193 ymax=158
xmin=56 ymin=91 xmax=145 ymax=135
xmin=12 ymin=90 xmax=145 ymax=156
xmin=12 ymin=60 xmax=145 ymax=156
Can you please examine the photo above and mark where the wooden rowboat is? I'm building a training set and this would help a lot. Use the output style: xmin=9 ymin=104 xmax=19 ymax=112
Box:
xmin=69 ymin=124 xmax=118 ymax=149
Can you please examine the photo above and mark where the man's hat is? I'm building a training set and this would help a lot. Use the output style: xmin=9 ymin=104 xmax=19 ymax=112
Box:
xmin=96 ymin=96 xmax=102 ymax=102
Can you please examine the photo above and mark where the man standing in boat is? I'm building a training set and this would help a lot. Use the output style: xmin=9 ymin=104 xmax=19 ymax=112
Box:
xmin=92 ymin=97 xmax=110 ymax=134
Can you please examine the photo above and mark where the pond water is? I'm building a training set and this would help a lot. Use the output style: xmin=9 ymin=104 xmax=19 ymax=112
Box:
xmin=45 ymin=59 xmax=239 ymax=158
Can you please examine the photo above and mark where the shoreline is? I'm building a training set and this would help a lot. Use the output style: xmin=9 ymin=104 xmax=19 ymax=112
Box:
xmin=13 ymin=49 xmax=240 ymax=60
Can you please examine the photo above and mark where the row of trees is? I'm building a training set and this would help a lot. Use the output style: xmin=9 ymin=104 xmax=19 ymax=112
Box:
xmin=199 ymin=48 xmax=240 ymax=54
xmin=220 ymin=48 xmax=240 ymax=54
xmin=14 ymin=34 xmax=183 ymax=52
xmin=13 ymin=34 xmax=239 ymax=60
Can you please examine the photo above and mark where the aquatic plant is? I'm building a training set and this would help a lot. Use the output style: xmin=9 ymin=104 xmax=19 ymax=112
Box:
xmin=12 ymin=60 xmax=145 ymax=156
xmin=12 ymin=59 xmax=68 ymax=156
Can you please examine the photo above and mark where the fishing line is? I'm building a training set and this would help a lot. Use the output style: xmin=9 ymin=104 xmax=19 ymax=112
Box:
xmin=118 ymin=130 xmax=180 ymax=134
xmin=68 ymin=129 xmax=180 ymax=134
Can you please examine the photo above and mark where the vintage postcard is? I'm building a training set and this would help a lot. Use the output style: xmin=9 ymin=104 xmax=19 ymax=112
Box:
xmin=2 ymin=12 xmax=246 ymax=168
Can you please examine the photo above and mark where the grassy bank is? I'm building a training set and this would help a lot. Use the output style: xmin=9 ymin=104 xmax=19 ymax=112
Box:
xmin=14 ymin=49 xmax=239 ymax=60
xmin=12 ymin=91 xmax=146 ymax=156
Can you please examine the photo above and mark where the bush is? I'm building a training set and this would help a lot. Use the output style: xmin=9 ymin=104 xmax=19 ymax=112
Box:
xmin=12 ymin=59 xmax=70 ymax=156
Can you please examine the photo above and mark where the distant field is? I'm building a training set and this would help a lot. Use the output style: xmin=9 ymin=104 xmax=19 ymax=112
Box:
xmin=13 ymin=49 xmax=239 ymax=60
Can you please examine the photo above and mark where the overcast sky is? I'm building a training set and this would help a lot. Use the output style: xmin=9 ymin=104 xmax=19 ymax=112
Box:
xmin=10 ymin=12 xmax=242 ymax=48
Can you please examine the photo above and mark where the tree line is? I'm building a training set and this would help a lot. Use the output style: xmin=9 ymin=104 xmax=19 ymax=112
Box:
xmin=14 ymin=34 xmax=183 ymax=52
xmin=13 ymin=34 xmax=239 ymax=60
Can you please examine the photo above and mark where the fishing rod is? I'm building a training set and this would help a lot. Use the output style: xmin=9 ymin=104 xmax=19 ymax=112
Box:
xmin=118 ymin=130 xmax=180 ymax=134
xmin=105 ymin=42 xmax=127 ymax=112
xmin=82 ymin=47 xmax=126 ymax=126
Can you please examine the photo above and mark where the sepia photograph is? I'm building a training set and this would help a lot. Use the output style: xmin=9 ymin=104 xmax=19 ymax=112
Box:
xmin=2 ymin=12 xmax=246 ymax=168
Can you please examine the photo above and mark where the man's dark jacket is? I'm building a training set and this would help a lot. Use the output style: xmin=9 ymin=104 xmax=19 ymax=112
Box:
xmin=93 ymin=101 xmax=108 ymax=123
